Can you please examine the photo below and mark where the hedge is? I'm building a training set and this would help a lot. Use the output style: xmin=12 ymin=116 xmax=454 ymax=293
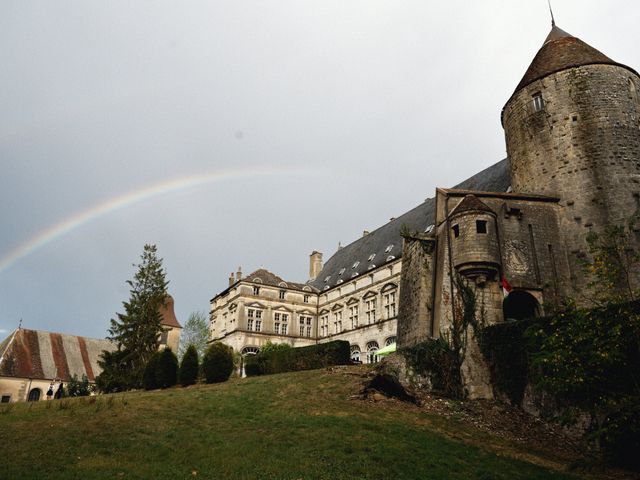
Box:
xmin=245 ymin=340 xmax=350 ymax=376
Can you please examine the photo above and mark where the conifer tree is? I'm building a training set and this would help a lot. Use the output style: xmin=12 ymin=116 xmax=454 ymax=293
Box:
xmin=97 ymin=244 xmax=169 ymax=391
xmin=179 ymin=344 xmax=199 ymax=386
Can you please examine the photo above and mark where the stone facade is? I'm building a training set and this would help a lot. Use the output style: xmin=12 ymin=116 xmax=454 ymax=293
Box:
xmin=210 ymin=262 xmax=400 ymax=364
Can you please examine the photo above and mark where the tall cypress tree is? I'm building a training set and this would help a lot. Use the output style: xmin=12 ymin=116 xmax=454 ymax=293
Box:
xmin=98 ymin=244 xmax=169 ymax=391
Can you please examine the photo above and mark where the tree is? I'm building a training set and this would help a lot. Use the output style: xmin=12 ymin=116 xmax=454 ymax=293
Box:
xmin=202 ymin=343 xmax=234 ymax=383
xmin=178 ymin=311 xmax=209 ymax=359
xmin=143 ymin=352 xmax=161 ymax=390
xmin=155 ymin=348 xmax=178 ymax=389
xmin=96 ymin=244 xmax=169 ymax=391
xmin=179 ymin=344 xmax=199 ymax=386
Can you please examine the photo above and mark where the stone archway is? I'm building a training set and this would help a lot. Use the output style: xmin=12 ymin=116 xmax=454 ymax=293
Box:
xmin=503 ymin=290 xmax=540 ymax=321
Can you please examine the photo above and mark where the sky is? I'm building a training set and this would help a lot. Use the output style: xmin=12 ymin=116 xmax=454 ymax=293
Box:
xmin=1 ymin=1 xmax=639 ymax=339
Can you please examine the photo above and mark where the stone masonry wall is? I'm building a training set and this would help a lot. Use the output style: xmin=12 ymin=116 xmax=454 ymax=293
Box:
xmin=503 ymin=64 xmax=640 ymax=295
xmin=396 ymin=235 xmax=435 ymax=347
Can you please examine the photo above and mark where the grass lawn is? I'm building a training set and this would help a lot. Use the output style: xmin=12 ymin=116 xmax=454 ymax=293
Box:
xmin=0 ymin=366 xmax=591 ymax=479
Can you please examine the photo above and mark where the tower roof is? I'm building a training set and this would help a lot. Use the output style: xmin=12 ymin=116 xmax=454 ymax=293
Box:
xmin=512 ymin=25 xmax=636 ymax=96
xmin=449 ymin=194 xmax=495 ymax=217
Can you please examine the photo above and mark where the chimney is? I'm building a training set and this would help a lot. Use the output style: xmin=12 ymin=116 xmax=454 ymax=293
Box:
xmin=363 ymin=230 xmax=369 ymax=237
xmin=228 ymin=272 xmax=235 ymax=286
xmin=309 ymin=251 xmax=323 ymax=281
xmin=236 ymin=266 xmax=242 ymax=282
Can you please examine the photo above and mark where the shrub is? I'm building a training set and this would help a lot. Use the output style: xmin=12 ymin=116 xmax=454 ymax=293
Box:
xmin=179 ymin=344 xmax=199 ymax=386
xmin=246 ymin=341 xmax=349 ymax=376
xmin=143 ymin=352 xmax=161 ymax=390
xmin=155 ymin=348 xmax=178 ymax=389
xmin=66 ymin=374 xmax=92 ymax=397
xmin=400 ymin=337 xmax=462 ymax=398
xmin=203 ymin=343 xmax=234 ymax=383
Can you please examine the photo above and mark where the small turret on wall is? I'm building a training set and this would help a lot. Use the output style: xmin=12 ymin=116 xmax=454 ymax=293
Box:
xmin=449 ymin=195 xmax=501 ymax=285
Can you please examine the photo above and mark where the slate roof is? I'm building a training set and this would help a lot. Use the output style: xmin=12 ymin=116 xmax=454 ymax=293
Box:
xmin=449 ymin=194 xmax=495 ymax=217
xmin=0 ymin=328 xmax=115 ymax=382
xmin=309 ymin=158 xmax=511 ymax=290
xmin=511 ymin=25 xmax=637 ymax=98
xmin=242 ymin=268 xmax=314 ymax=292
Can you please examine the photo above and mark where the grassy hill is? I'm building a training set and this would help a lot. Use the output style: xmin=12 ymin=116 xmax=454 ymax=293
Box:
xmin=0 ymin=366 xmax=614 ymax=479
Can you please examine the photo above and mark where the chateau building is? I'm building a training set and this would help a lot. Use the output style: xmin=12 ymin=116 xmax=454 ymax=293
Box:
xmin=210 ymin=23 xmax=640 ymax=382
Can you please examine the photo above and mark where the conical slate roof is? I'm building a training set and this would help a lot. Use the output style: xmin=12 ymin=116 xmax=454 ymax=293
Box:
xmin=449 ymin=194 xmax=495 ymax=217
xmin=512 ymin=25 xmax=635 ymax=95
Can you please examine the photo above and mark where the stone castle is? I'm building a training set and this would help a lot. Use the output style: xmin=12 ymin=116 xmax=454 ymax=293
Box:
xmin=210 ymin=23 xmax=640 ymax=391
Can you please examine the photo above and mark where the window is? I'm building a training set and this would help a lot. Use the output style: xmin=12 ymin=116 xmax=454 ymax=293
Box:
xmin=324 ymin=276 xmax=331 ymax=283
xmin=247 ymin=319 xmax=254 ymax=331
xmin=338 ymin=267 xmax=345 ymax=276
xmin=366 ymin=341 xmax=380 ymax=364
xmin=385 ymin=244 xmax=394 ymax=253
xmin=384 ymin=290 xmax=397 ymax=318
xmin=279 ymin=290 xmax=285 ymax=300
xmin=350 ymin=345 xmax=361 ymax=362
xmin=299 ymin=316 xmax=312 ymax=336
xmin=532 ymin=93 xmax=544 ymax=112
xmin=349 ymin=305 xmax=359 ymax=329
xmin=255 ymin=319 xmax=262 ymax=332
xmin=28 ymin=388 xmax=41 ymax=402
xmin=333 ymin=310 xmax=343 ymax=333
xmin=247 ymin=308 xmax=262 ymax=331
xmin=476 ymin=220 xmax=487 ymax=234
xmin=304 ymin=294 xmax=310 ymax=303
xmin=352 ymin=261 xmax=360 ymax=269
xmin=320 ymin=315 xmax=329 ymax=337
xmin=385 ymin=336 xmax=397 ymax=347
xmin=1 ymin=395 xmax=10 ymax=403
xmin=160 ymin=330 xmax=168 ymax=344
xmin=365 ymin=298 xmax=377 ymax=324
xmin=368 ymin=253 xmax=376 ymax=262
xmin=306 ymin=326 xmax=312 ymax=337
xmin=253 ymin=286 xmax=260 ymax=295
xmin=452 ymin=224 xmax=459 ymax=238
xmin=275 ymin=322 xmax=280 ymax=334
xmin=282 ymin=323 xmax=288 ymax=335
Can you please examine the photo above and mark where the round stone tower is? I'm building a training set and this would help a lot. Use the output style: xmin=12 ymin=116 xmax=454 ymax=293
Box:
xmin=449 ymin=195 xmax=501 ymax=283
xmin=502 ymin=24 xmax=640 ymax=291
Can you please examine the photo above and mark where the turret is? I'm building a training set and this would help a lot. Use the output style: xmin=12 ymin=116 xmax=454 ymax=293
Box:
xmin=502 ymin=24 xmax=640 ymax=291
xmin=449 ymin=195 xmax=501 ymax=283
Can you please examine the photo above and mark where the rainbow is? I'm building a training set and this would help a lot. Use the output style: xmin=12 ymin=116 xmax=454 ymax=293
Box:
xmin=0 ymin=165 xmax=312 ymax=274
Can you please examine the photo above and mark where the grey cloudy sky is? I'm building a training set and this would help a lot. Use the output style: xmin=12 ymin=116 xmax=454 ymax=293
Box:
xmin=1 ymin=1 xmax=639 ymax=339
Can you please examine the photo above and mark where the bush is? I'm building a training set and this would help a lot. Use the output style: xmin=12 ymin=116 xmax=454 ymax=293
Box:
xmin=203 ymin=343 xmax=234 ymax=383
xmin=479 ymin=318 xmax=540 ymax=405
xmin=156 ymin=348 xmax=178 ymax=389
xmin=66 ymin=374 xmax=92 ymax=397
xmin=400 ymin=337 xmax=462 ymax=398
xmin=179 ymin=344 xmax=199 ymax=386
xmin=142 ymin=352 xmax=161 ymax=390
xmin=246 ymin=341 xmax=349 ymax=376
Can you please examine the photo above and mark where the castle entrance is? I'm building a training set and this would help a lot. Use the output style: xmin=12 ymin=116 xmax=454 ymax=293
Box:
xmin=503 ymin=290 xmax=539 ymax=321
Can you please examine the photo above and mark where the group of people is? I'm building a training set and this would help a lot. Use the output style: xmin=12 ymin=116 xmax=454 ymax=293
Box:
xmin=45 ymin=381 xmax=64 ymax=400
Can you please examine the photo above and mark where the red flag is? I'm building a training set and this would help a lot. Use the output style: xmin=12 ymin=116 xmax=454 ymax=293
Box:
xmin=501 ymin=277 xmax=513 ymax=297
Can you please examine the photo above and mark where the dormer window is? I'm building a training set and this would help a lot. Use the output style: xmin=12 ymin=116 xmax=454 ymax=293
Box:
xmin=476 ymin=220 xmax=487 ymax=234
xmin=352 ymin=261 xmax=360 ymax=269
xmin=384 ymin=245 xmax=394 ymax=253
xmin=368 ymin=253 xmax=376 ymax=262
xmin=532 ymin=93 xmax=544 ymax=112
xmin=338 ymin=268 xmax=346 ymax=276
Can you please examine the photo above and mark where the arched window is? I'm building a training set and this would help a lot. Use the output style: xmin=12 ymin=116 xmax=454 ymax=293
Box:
xmin=241 ymin=346 xmax=260 ymax=356
xmin=503 ymin=291 xmax=540 ymax=321
xmin=28 ymin=388 xmax=41 ymax=402
xmin=366 ymin=341 xmax=379 ymax=364
xmin=385 ymin=336 xmax=396 ymax=347
xmin=350 ymin=345 xmax=361 ymax=362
